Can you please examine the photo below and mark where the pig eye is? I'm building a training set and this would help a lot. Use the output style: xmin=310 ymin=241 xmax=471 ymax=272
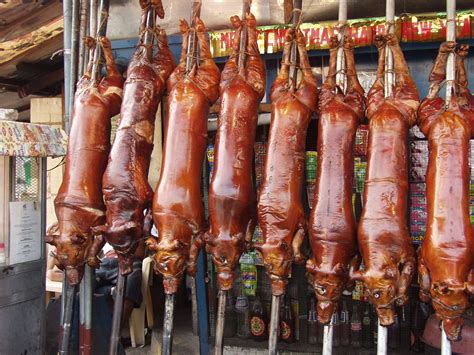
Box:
xmin=159 ymin=262 xmax=168 ymax=271
xmin=280 ymin=242 xmax=288 ymax=251
xmin=316 ymin=285 xmax=326 ymax=295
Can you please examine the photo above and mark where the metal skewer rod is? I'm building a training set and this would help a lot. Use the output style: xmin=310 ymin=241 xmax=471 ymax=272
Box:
xmin=384 ymin=0 xmax=395 ymax=98
xmin=441 ymin=1 xmax=456 ymax=350
xmin=71 ymin=0 xmax=81 ymax=100
xmin=322 ymin=315 xmax=335 ymax=355
xmin=288 ymin=0 xmax=302 ymax=86
xmin=441 ymin=325 xmax=452 ymax=355
xmin=79 ymin=265 xmax=93 ymax=355
xmin=162 ymin=293 xmax=176 ymax=355
xmin=237 ymin=0 xmax=252 ymax=70
xmin=109 ymin=272 xmax=127 ymax=355
xmin=377 ymin=3 xmax=395 ymax=355
xmin=78 ymin=0 xmax=90 ymax=77
xmin=268 ymin=295 xmax=281 ymax=355
xmin=59 ymin=284 xmax=77 ymax=354
xmin=143 ymin=7 xmax=156 ymax=51
xmin=91 ymin=0 xmax=110 ymax=82
xmin=214 ymin=290 xmax=227 ymax=355
xmin=78 ymin=3 xmax=94 ymax=350
xmin=336 ymin=0 xmax=347 ymax=92
xmin=89 ymin=0 xmax=98 ymax=37
xmin=445 ymin=0 xmax=456 ymax=106
xmin=63 ymin=0 xmax=73 ymax=133
xmin=185 ymin=1 xmax=203 ymax=73
xmin=377 ymin=320 xmax=388 ymax=355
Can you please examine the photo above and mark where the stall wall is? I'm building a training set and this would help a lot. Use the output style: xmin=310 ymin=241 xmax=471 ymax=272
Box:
xmin=108 ymin=0 xmax=474 ymax=37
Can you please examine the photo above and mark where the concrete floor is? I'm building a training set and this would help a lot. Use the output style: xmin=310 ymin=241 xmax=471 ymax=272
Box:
xmin=125 ymin=307 xmax=200 ymax=355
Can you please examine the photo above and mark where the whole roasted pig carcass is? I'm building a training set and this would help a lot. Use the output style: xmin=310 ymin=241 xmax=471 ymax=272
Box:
xmin=306 ymin=36 xmax=366 ymax=324
xmin=351 ymin=34 xmax=418 ymax=325
xmin=188 ymin=12 xmax=265 ymax=291
xmin=418 ymin=42 xmax=474 ymax=341
xmin=147 ymin=17 xmax=220 ymax=294
xmin=255 ymin=29 xmax=317 ymax=296
xmin=92 ymin=3 xmax=175 ymax=275
xmin=46 ymin=37 xmax=123 ymax=285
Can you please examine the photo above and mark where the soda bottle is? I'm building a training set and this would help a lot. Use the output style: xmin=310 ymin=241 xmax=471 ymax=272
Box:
xmin=280 ymin=296 xmax=295 ymax=343
xmin=388 ymin=311 xmax=401 ymax=349
xmin=332 ymin=310 xmax=341 ymax=347
xmin=372 ymin=305 xmax=378 ymax=346
xmin=307 ymin=296 xmax=318 ymax=345
xmin=224 ymin=292 xmax=236 ymax=337
xmin=362 ymin=303 xmax=373 ymax=348
xmin=400 ymin=303 xmax=410 ymax=350
xmin=340 ymin=299 xmax=351 ymax=346
xmin=317 ymin=317 xmax=324 ymax=345
xmin=350 ymin=302 xmax=362 ymax=348
xmin=235 ymin=295 xmax=251 ymax=339
xmin=410 ymin=300 xmax=427 ymax=352
xmin=250 ymin=296 xmax=268 ymax=341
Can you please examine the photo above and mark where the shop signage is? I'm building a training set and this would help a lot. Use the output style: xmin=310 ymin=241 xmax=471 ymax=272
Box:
xmin=209 ymin=11 xmax=472 ymax=57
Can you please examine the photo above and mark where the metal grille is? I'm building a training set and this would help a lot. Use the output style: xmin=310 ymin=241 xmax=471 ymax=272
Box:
xmin=12 ymin=157 xmax=40 ymax=202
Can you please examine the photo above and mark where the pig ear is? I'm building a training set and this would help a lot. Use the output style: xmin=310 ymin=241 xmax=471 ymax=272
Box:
xmin=466 ymin=270 xmax=474 ymax=294
xmin=45 ymin=234 xmax=55 ymax=245
xmin=45 ymin=222 xmax=59 ymax=245
xmin=384 ymin=267 xmax=397 ymax=279
xmin=172 ymin=239 xmax=186 ymax=250
xmin=91 ymin=225 xmax=108 ymax=236
xmin=306 ymin=258 xmax=318 ymax=274
xmin=204 ymin=233 xmax=215 ymax=246
xmin=433 ymin=282 xmax=450 ymax=295
xmin=350 ymin=269 xmax=365 ymax=282
xmin=333 ymin=263 xmax=346 ymax=275
xmin=231 ymin=233 xmax=243 ymax=246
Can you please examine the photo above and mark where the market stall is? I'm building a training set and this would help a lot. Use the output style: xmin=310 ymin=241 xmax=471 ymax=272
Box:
xmin=42 ymin=0 xmax=474 ymax=354
xmin=0 ymin=120 xmax=66 ymax=354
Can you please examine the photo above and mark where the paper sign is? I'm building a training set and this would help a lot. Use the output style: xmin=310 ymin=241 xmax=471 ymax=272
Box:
xmin=9 ymin=201 xmax=41 ymax=265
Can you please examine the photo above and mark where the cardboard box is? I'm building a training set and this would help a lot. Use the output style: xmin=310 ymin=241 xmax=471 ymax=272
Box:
xmin=30 ymin=97 xmax=63 ymax=125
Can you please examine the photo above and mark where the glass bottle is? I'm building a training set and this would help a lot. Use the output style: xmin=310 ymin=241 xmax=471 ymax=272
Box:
xmin=332 ymin=310 xmax=341 ymax=347
xmin=372 ymin=305 xmax=378 ymax=346
xmin=280 ymin=296 xmax=295 ymax=343
xmin=388 ymin=310 xmax=400 ymax=349
xmin=223 ymin=292 xmax=236 ymax=338
xmin=362 ymin=303 xmax=373 ymax=348
xmin=235 ymin=295 xmax=251 ymax=339
xmin=307 ymin=296 xmax=318 ymax=345
xmin=340 ymin=299 xmax=351 ymax=346
xmin=350 ymin=302 xmax=362 ymax=348
xmin=400 ymin=303 xmax=410 ymax=350
xmin=250 ymin=295 xmax=268 ymax=341
xmin=410 ymin=300 xmax=428 ymax=353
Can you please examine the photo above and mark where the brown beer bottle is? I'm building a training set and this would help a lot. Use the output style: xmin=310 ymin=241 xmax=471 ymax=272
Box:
xmin=307 ymin=296 xmax=318 ymax=345
xmin=250 ymin=296 xmax=268 ymax=341
xmin=280 ymin=296 xmax=295 ymax=343
xmin=340 ymin=298 xmax=351 ymax=347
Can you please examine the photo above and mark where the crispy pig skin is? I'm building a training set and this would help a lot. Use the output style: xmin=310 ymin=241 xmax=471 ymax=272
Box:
xmin=418 ymin=42 xmax=474 ymax=341
xmin=46 ymin=37 xmax=123 ymax=285
xmin=352 ymin=34 xmax=418 ymax=326
xmin=149 ymin=17 xmax=220 ymax=294
xmin=307 ymin=36 xmax=365 ymax=324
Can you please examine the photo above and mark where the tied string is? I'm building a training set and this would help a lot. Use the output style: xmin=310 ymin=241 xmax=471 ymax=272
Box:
xmin=280 ymin=61 xmax=311 ymax=71
xmin=286 ymin=10 xmax=305 ymax=82
xmin=385 ymin=20 xmax=395 ymax=34
xmin=291 ymin=8 xmax=304 ymax=30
